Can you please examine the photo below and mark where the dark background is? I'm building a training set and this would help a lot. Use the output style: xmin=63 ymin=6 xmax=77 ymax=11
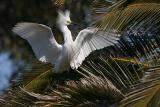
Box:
xmin=0 ymin=0 xmax=96 ymax=95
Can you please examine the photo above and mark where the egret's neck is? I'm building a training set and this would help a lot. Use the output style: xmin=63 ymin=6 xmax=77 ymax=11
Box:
xmin=59 ymin=24 xmax=73 ymax=44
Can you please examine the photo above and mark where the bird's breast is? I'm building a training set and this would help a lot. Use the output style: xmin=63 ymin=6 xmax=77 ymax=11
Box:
xmin=54 ymin=43 xmax=76 ymax=72
xmin=62 ymin=43 xmax=76 ymax=63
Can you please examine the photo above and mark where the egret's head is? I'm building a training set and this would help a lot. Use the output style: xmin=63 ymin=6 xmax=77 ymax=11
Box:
xmin=57 ymin=10 xmax=71 ymax=26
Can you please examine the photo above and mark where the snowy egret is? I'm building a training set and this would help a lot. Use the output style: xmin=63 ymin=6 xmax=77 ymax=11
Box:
xmin=12 ymin=10 xmax=120 ymax=73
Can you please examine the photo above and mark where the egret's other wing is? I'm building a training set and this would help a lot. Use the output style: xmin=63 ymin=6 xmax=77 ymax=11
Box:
xmin=12 ymin=22 xmax=62 ymax=63
xmin=71 ymin=28 xmax=120 ymax=69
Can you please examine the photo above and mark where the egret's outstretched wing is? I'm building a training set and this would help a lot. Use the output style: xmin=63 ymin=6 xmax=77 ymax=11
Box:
xmin=12 ymin=22 xmax=62 ymax=63
xmin=71 ymin=28 xmax=120 ymax=69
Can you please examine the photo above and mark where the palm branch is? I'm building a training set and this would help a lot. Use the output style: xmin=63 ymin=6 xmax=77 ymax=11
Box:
xmin=119 ymin=65 xmax=160 ymax=107
xmin=27 ymin=74 xmax=124 ymax=107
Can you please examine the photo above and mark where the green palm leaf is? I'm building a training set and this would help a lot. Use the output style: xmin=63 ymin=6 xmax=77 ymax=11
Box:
xmin=119 ymin=65 xmax=160 ymax=107
xmin=79 ymin=57 xmax=145 ymax=90
xmin=16 ymin=60 xmax=54 ymax=92
xmin=96 ymin=3 xmax=160 ymax=32
xmin=17 ymin=60 xmax=82 ymax=93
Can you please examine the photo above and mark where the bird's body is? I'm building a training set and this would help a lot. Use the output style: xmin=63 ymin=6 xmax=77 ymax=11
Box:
xmin=13 ymin=10 xmax=120 ymax=73
xmin=55 ymin=42 xmax=75 ymax=72
xmin=54 ymin=23 xmax=76 ymax=72
xmin=56 ymin=44 xmax=74 ymax=72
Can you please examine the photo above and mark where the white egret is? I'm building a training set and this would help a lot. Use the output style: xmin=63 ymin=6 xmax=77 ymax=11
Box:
xmin=12 ymin=10 xmax=120 ymax=73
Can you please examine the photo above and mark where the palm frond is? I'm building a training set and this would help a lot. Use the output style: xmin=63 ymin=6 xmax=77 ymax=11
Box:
xmin=14 ymin=56 xmax=145 ymax=94
xmin=15 ymin=60 xmax=54 ymax=92
xmin=0 ymin=88 xmax=34 ymax=107
xmin=112 ymin=57 xmax=148 ymax=67
xmin=95 ymin=3 xmax=160 ymax=58
xmin=79 ymin=57 xmax=145 ymax=90
xmin=18 ymin=60 xmax=52 ymax=85
xmin=92 ymin=0 xmax=127 ymax=14
xmin=119 ymin=65 xmax=160 ymax=107
xmin=96 ymin=3 xmax=160 ymax=33
xmin=25 ymin=74 xmax=124 ymax=107
xmin=16 ymin=59 xmax=83 ymax=93
xmin=0 ymin=56 xmax=147 ymax=106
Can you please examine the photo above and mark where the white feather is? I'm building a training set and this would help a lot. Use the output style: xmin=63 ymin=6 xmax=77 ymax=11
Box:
xmin=71 ymin=28 xmax=120 ymax=69
xmin=12 ymin=23 xmax=62 ymax=64
xmin=13 ymin=10 xmax=120 ymax=73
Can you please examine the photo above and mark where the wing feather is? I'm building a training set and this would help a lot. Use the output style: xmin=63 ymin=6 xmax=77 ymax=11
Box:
xmin=71 ymin=28 xmax=120 ymax=69
xmin=12 ymin=22 xmax=62 ymax=64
